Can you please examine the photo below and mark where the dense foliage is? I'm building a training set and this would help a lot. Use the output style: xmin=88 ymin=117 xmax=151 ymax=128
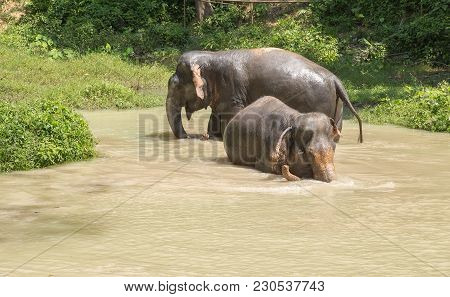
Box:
xmin=0 ymin=99 xmax=96 ymax=172
xmin=310 ymin=0 xmax=449 ymax=65
xmin=194 ymin=8 xmax=340 ymax=64
xmin=15 ymin=0 xmax=448 ymax=65
xmin=22 ymin=0 xmax=196 ymax=56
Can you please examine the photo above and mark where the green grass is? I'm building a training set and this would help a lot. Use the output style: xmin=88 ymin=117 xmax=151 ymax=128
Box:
xmin=360 ymin=82 xmax=449 ymax=132
xmin=331 ymin=62 xmax=448 ymax=107
xmin=331 ymin=62 xmax=449 ymax=133
xmin=0 ymin=43 xmax=172 ymax=109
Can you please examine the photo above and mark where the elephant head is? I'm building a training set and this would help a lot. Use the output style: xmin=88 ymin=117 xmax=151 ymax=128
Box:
xmin=166 ymin=54 xmax=211 ymax=138
xmin=275 ymin=113 xmax=340 ymax=183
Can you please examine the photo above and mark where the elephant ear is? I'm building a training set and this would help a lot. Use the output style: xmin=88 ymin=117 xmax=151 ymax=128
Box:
xmin=191 ymin=64 xmax=205 ymax=100
xmin=329 ymin=118 xmax=341 ymax=142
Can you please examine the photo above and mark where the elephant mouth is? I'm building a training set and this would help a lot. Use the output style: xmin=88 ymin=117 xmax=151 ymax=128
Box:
xmin=313 ymin=168 xmax=336 ymax=183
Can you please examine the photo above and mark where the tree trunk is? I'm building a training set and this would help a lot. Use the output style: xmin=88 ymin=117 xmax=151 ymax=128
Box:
xmin=245 ymin=2 xmax=254 ymax=23
xmin=195 ymin=0 xmax=214 ymax=21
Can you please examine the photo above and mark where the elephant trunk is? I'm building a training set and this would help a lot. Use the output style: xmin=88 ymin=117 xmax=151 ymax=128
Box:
xmin=313 ymin=163 xmax=336 ymax=183
xmin=166 ymin=92 xmax=188 ymax=139
xmin=310 ymin=149 xmax=336 ymax=183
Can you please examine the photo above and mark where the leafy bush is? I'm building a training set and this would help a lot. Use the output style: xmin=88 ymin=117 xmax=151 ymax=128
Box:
xmin=0 ymin=23 xmax=30 ymax=48
xmin=350 ymin=38 xmax=387 ymax=64
xmin=362 ymin=82 xmax=450 ymax=132
xmin=22 ymin=0 xmax=193 ymax=55
xmin=29 ymin=34 xmax=78 ymax=59
xmin=311 ymin=0 xmax=449 ymax=64
xmin=270 ymin=16 xmax=339 ymax=64
xmin=194 ymin=12 xmax=340 ymax=64
xmin=195 ymin=4 xmax=247 ymax=34
xmin=0 ymin=99 xmax=96 ymax=172
xmin=142 ymin=47 xmax=182 ymax=67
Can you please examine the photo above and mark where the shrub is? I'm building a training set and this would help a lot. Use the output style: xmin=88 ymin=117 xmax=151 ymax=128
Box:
xmin=350 ymin=38 xmax=387 ymax=64
xmin=194 ymin=13 xmax=340 ymax=64
xmin=23 ymin=0 xmax=193 ymax=54
xmin=0 ymin=23 xmax=30 ymax=48
xmin=142 ymin=47 xmax=182 ymax=67
xmin=270 ymin=16 xmax=339 ymax=64
xmin=362 ymin=82 xmax=450 ymax=132
xmin=195 ymin=4 xmax=247 ymax=34
xmin=29 ymin=34 xmax=78 ymax=59
xmin=310 ymin=0 xmax=449 ymax=64
xmin=0 ymin=99 xmax=96 ymax=172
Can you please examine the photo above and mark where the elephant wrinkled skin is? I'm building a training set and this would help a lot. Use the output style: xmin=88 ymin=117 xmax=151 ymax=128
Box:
xmin=166 ymin=48 xmax=363 ymax=142
xmin=223 ymin=96 xmax=340 ymax=183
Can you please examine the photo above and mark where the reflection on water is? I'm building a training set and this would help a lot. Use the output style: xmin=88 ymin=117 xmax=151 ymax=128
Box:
xmin=0 ymin=107 xmax=449 ymax=276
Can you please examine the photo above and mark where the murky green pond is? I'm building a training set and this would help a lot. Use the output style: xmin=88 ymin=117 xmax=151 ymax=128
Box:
xmin=1 ymin=108 xmax=449 ymax=276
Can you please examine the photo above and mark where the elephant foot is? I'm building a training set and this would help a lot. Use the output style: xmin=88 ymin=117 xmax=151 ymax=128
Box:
xmin=282 ymin=165 xmax=301 ymax=181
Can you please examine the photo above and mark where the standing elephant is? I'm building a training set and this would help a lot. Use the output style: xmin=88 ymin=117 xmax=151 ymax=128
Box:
xmin=223 ymin=96 xmax=340 ymax=183
xmin=166 ymin=48 xmax=363 ymax=142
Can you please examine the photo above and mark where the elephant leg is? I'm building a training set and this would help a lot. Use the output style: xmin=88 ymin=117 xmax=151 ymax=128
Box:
xmin=219 ymin=106 xmax=243 ymax=137
xmin=207 ymin=113 xmax=222 ymax=139
xmin=208 ymin=107 xmax=243 ymax=140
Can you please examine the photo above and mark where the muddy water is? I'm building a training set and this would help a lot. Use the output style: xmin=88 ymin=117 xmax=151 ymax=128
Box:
xmin=0 ymin=108 xmax=449 ymax=276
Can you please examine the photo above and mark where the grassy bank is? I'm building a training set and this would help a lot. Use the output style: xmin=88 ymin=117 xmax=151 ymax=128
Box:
xmin=331 ymin=62 xmax=449 ymax=132
xmin=0 ymin=35 xmax=172 ymax=172
xmin=0 ymin=37 xmax=448 ymax=132
xmin=0 ymin=39 xmax=172 ymax=172
xmin=360 ymin=82 xmax=449 ymax=132
xmin=0 ymin=43 xmax=171 ymax=109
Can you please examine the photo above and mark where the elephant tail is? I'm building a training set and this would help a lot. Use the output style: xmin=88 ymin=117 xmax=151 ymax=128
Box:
xmin=334 ymin=79 xmax=363 ymax=143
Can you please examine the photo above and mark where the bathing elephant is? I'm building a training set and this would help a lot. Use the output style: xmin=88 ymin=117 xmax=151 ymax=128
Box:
xmin=166 ymin=48 xmax=363 ymax=142
xmin=223 ymin=96 xmax=340 ymax=183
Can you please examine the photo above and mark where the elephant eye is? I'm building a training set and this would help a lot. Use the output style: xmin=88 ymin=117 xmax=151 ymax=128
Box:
xmin=302 ymin=130 xmax=313 ymax=146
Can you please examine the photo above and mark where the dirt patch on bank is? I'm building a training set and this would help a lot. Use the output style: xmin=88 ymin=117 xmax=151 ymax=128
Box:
xmin=0 ymin=0 xmax=25 ymax=31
